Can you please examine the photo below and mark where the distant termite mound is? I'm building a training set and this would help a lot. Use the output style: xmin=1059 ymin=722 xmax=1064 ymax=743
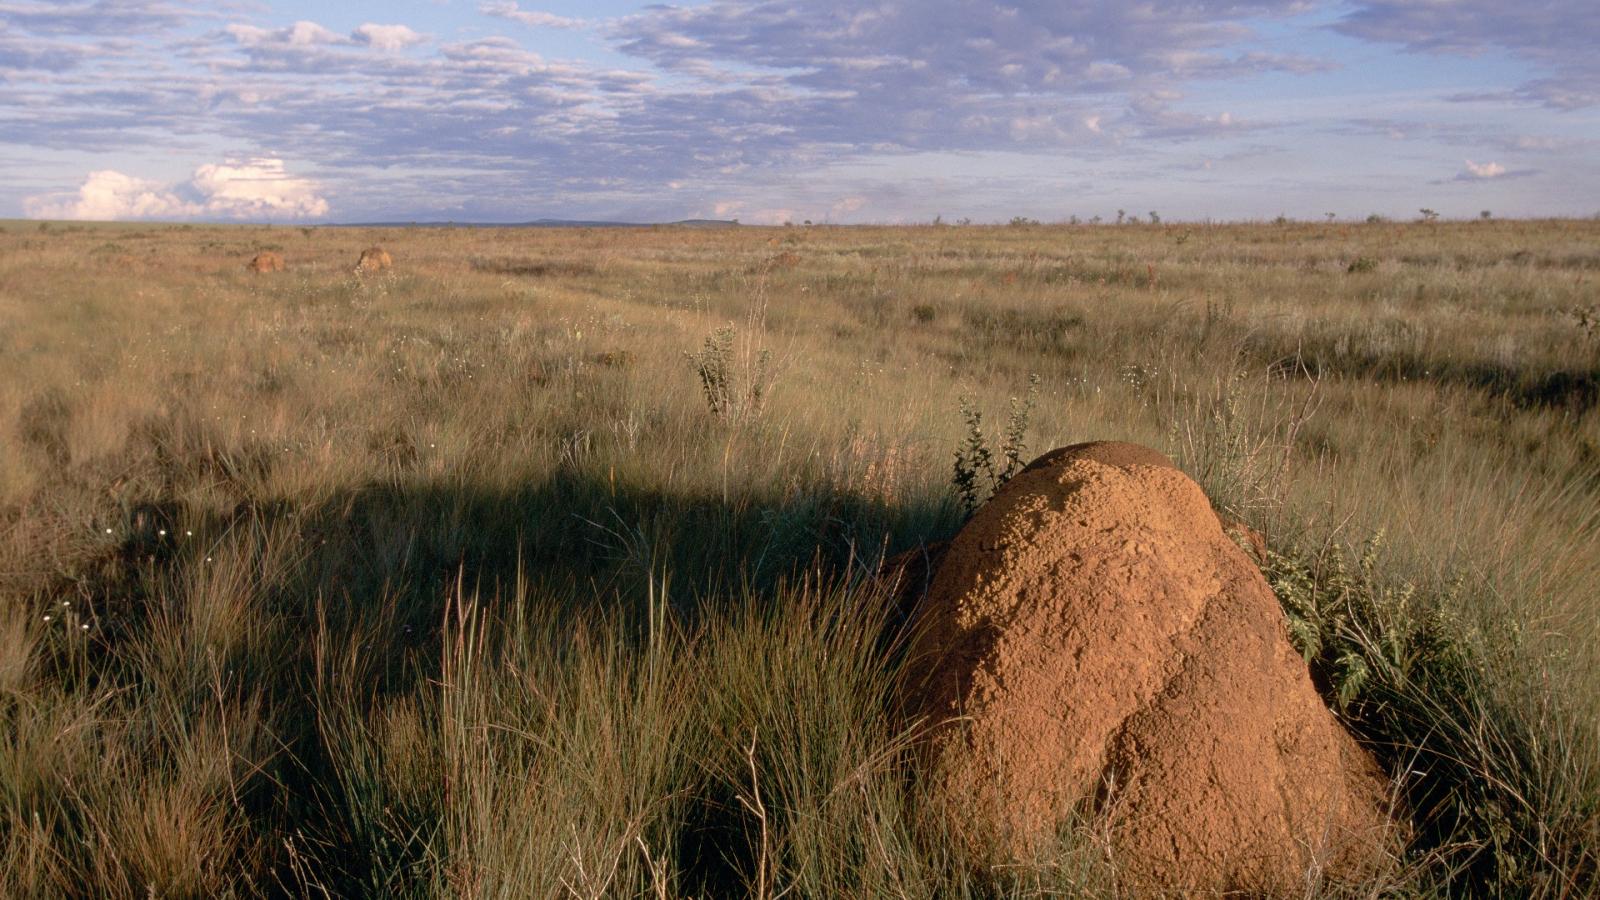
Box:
xmin=356 ymin=246 xmax=393 ymax=273
xmin=247 ymin=251 xmax=285 ymax=273
xmin=905 ymin=441 xmax=1396 ymax=894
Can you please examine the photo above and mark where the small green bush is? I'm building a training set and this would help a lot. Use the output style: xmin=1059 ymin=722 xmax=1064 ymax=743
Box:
xmin=687 ymin=326 xmax=773 ymax=424
xmin=951 ymin=375 xmax=1040 ymax=517
xmin=1266 ymin=534 xmax=1598 ymax=893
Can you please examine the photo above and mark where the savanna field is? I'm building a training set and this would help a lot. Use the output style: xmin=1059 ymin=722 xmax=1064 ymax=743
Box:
xmin=0 ymin=218 xmax=1596 ymax=896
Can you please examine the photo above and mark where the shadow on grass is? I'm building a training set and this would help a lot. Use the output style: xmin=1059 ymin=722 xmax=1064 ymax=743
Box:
xmin=1251 ymin=336 xmax=1600 ymax=414
xmin=286 ymin=471 xmax=958 ymax=896
xmin=54 ymin=464 xmax=958 ymax=648
xmin=37 ymin=466 xmax=960 ymax=896
xmin=293 ymin=468 xmax=957 ymax=618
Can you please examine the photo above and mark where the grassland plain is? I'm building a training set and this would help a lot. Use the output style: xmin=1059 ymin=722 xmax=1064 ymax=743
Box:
xmin=0 ymin=218 xmax=1596 ymax=897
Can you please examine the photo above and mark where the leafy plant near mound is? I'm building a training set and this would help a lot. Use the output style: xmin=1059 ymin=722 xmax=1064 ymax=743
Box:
xmin=951 ymin=375 xmax=1040 ymax=517
xmin=1265 ymin=534 xmax=1598 ymax=895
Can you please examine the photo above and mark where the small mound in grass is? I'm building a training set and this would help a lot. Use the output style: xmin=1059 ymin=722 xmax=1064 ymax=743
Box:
xmin=247 ymin=251 xmax=284 ymax=273
xmin=905 ymin=441 xmax=1397 ymax=894
xmin=356 ymin=246 xmax=392 ymax=273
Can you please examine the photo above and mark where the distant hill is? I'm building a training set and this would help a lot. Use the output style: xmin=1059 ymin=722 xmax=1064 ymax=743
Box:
xmin=334 ymin=218 xmax=742 ymax=229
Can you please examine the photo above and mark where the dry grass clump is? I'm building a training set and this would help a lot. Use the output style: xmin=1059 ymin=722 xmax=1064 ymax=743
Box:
xmin=0 ymin=217 xmax=1594 ymax=895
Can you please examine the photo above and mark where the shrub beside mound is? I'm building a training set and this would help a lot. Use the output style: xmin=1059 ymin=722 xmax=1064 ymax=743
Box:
xmin=905 ymin=441 xmax=1398 ymax=894
xmin=356 ymin=246 xmax=393 ymax=273
xmin=247 ymin=251 xmax=285 ymax=273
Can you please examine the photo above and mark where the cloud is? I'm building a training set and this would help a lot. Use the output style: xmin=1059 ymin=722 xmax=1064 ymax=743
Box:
xmin=1 ymin=2 xmax=1329 ymax=222
xmin=6 ymin=1 xmax=1596 ymax=222
xmin=1437 ymin=160 xmax=1538 ymax=184
xmin=1328 ymin=117 xmax=1582 ymax=163
xmin=479 ymin=2 xmax=587 ymax=30
xmin=0 ymin=0 xmax=193 ymax=36
xmin=1125 ymin=94 xmax=1252 ymax=140
xmin=224 ymin=20 xmax=343 ymax=49
xmin=188 ymin=158 xmax=330 ymax=218
xmin=24 ymin=158 xmax=329 ymax=220
xmin=0 ymin=23 xmax=89 ymax=70
xmin=1336 ymin=0 xmax=1600 ymax=109
xmin=224 ymin=20 xmax=427 ymax=54
xmin=1506 ymin=134 xmax=1598 ymax=154
xmin=23 ymin=169 xmax=193 ymax=219
xmin=0 ymin=1 xmax=207 ymax=73
xmin=8 ymin=3 xmax=1328 ymax=180
xmin=612 ymin=0 xmax=1322 ymax=96
xmin=354 ymin=23 xmax=427 ymax=52
xmin=829 ymin=195 xmax=866 ymax=219
xmin=580 ymin=0 xmax=1316 ymax=167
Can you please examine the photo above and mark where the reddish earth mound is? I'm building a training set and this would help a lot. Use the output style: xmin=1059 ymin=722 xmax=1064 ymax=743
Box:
xmin=906 ymin=441 xmax=1394 ymax=894
xmin=247 ymin=251 xmax=284 ymax=273
xmin=356 ymin=246 xmax=393 ymax=273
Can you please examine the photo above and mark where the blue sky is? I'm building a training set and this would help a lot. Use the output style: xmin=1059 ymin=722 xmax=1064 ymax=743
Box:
xmin=2 ymin=0 xmax=1596 ymax=223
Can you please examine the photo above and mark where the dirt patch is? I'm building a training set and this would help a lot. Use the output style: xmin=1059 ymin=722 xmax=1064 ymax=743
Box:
xmin=247 ymin=251 xmax=285 ymax=273
xmin=906 ymin=441 xmax=1395 ymax=894
xmin=356 ymin=246 xmax=393 ymax=273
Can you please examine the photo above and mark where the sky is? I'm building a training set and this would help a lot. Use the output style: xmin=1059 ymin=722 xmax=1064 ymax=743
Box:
xmin=1 ymin=0 xmax=1596 ymax=224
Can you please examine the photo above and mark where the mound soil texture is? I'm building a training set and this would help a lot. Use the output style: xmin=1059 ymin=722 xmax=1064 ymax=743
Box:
xmin=907 ymin=442 xmax=1393 ymax=894
xmin=356 ymin=246 xmax=393 ymax=273
xmin=247 ymin=251 xmax=285 ymax=273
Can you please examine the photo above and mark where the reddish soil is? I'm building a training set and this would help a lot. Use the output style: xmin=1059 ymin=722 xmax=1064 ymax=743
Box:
xmin=906 ymin=441 xmax=1395 ymax=894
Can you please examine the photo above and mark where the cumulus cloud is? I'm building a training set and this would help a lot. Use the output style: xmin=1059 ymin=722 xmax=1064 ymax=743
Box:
xmin=353 ymin=23 xmax=427 ymax=52
xmin=24 ymin=158 xmax=329 ymax=220
xmin=225 ymin=20 xmax=342 ymax=49
xmin=189 ymin=158 xmax=330 ymax=217
xmin=1443 ymin=159 xmax=1537 ymax=183
xmin=479 ymin=2 xmax=587 ymax=30
xmin=225 ymin=20 xmax=427 ymax=53
xmin=23 ymin=169 xmax=193 ymax=219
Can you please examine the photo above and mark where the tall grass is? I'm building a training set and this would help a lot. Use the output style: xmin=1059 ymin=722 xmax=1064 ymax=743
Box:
xmin=0 ymin=219 xmax=1595 ymax=895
